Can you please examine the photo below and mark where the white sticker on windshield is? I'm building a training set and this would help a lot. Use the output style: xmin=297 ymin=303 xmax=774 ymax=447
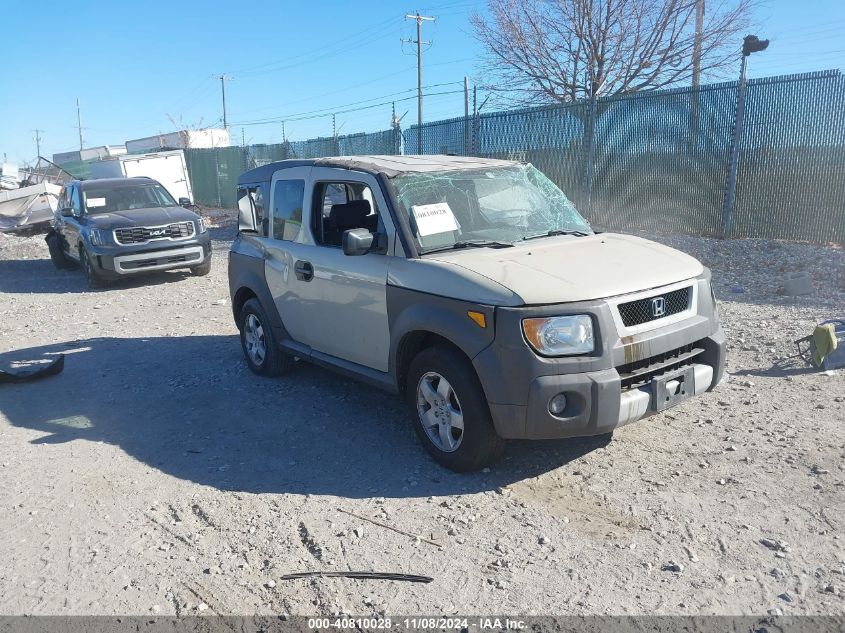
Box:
xmin=87 ymin=197 xmax=106 ymax=208
xmin=411 ymin=203 xmax=458 ymax=236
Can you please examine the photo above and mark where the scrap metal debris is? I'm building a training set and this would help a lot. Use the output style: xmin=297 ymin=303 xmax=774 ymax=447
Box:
xmin=0 ymin=354 xmax=64 ymax=384
xmin=277 ymin=571 xmax=432 ymax=583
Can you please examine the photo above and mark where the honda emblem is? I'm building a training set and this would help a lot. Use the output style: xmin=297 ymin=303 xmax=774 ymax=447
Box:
xmin=651 ymin=297 xmax=666 ymax=317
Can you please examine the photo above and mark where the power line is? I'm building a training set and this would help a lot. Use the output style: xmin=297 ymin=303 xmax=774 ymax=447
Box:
xmin=230 ymin=15 xmax=406 ymax=78
xmin=232 ymin=88 xmax=465 ymax=128
xmin=230 ymin=82 xmax=461 ymax=126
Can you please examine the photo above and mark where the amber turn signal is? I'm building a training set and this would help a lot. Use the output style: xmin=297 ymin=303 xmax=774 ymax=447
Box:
xmin=467 ymin=311 xmax=487 ymax=328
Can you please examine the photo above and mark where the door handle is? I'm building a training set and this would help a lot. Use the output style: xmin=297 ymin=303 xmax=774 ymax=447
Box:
xmin=294 ymin=260 xmax=314 ymax=281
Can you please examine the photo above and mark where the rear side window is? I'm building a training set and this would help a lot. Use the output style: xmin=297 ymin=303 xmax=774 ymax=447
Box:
xmin=237 ymin=185 xmax=267 ymax=235
xmin=272 ymin=179 xmax=305 ymax=241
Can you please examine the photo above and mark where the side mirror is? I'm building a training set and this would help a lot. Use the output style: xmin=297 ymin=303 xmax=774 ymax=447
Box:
xmin=342 ymin=228 xmax=374 ymax=256
xmin=60 ymin=207 xmax=75 ymax=218
xmin=178 ymin=197 xmax=192 ymax=208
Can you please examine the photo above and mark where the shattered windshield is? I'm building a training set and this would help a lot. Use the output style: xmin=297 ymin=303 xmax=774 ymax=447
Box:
xmin=82 ymin=184 xmax=178 ymax=215
xmin=389 ymin=164 xmax=591 ymax=253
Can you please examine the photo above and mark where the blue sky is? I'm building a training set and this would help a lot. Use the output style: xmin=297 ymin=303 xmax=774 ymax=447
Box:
xmin=1 ymin=0 xmax=843 ymax=165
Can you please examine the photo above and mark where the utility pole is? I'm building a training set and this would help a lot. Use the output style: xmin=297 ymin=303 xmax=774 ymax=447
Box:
xmin=216 ymin=74 xmax=233 ymax=129
xmin=403 ymin=11 xmax=434 ymax=153
xmin=722 ymin=34 xmax=769 ymax=238
xmin=33 ymin=129 xmax=43 ymax=159
xmin=463 ymin=77 xmax=470 ymax=155
xmin=76 ymin=98 xmax=84 ymax=151
xmin=692 ymin=0 xmax=704 ymax=88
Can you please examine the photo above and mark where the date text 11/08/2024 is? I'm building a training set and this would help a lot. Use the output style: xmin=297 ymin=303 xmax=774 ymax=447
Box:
xmin=306 ymin=617 xmax=526 ymax=630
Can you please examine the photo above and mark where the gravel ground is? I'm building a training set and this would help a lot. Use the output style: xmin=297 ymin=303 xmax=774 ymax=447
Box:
xmin=0 ymin=214 xmax=843 ymax=617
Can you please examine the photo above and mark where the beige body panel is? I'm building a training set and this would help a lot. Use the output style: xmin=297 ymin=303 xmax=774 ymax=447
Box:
xmin=423 ymin=233 xmax=704 ymax=304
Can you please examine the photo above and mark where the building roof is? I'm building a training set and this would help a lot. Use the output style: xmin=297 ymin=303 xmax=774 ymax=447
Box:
xmin=238 ymin=155 xmax=521 ymax=185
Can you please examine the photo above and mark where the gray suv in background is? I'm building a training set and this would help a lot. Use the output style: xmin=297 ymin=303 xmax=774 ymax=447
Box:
xmin=46 ymin=177 xmax=212 ymax=288
xmin=228 ymin=156 xmax=725 ymax=471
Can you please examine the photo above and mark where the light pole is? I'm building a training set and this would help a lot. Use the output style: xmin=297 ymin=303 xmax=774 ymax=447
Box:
xmin=721 ymin=34 xmax=769 ymax=238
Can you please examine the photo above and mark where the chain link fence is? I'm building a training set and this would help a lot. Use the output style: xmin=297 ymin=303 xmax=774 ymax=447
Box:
xmin=184 ymin=69 xmax=844 ymax=244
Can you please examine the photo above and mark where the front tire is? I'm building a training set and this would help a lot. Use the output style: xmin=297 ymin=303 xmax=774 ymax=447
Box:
xmin=407 ymin=345 xmax=506 ymax=472
xmin=239 ymin=298 xmax=295 ymax=377
xmin=80 ymin=247 xmax=106 ymax=288
xmin=46 ymin=232 xmax=73 ymax=269
xmin=191 ymin=257 xmax=212 ymax=276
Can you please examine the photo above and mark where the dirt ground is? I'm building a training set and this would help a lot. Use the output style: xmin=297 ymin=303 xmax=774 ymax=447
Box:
xmin=0 ymin=213 xmax=843 ymax=617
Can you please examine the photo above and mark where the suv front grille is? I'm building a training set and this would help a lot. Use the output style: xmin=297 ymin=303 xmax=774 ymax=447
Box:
xmin=617 ymin=342 xmax=703 ymax=390
xmin=617 ymin=286 xmax=691 ymax=327
xmin=114 ymin=222 xmax=194 ymax=245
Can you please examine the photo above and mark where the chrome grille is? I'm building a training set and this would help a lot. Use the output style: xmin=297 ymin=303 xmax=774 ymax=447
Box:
xmin=618 ymin=287 xmax=691 ymax=327
xmin=114 ymin=222 xmax=194 ymax=245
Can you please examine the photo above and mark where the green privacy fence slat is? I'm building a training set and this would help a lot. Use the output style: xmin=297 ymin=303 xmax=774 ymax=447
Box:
xmin=180 ymin=70 xmax=843 ymax=243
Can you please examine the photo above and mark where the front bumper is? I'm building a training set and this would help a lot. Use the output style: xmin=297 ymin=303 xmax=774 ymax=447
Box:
xmin=473 ymin=274 xmax=727 ymax=440
xmin=88 ymin=235 xmax=211 ymax=278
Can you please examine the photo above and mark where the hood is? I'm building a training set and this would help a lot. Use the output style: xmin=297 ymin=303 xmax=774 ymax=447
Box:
xmin=85 ymin=206 xmax=199 ymax=230
xmin=424 ymin=233 xmax=704 ymax=304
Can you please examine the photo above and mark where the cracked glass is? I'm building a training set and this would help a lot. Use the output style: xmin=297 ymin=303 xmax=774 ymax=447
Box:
xmin=389 ymin=164 xmax=591 ymax=253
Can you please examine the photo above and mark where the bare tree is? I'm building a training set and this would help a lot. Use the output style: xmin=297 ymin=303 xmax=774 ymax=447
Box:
xmin=471 ymin=0 xmax=757 ymax=104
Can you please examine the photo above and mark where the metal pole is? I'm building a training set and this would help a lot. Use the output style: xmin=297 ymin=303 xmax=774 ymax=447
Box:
xmin=404 ymin=12 xmax=434 ymax=154
xmin=33 ymin=129 xmax=43 ymax=159
xmin=416 ymin=16 xmax=422 ymax=152
xmin=722 ymin=55 xmax=748 ymax=238
xmin=463 ymin=76 xmax=470 ymax=155
xmin=221 ymin=76 xmax=228 ymax=129
xmin=692 ymin=0 xmax=704 ymax=88
xmin=472 ymin=85 xmax=477 ymax=155
xmin=76 ymin=98 xmax=84 ymax=151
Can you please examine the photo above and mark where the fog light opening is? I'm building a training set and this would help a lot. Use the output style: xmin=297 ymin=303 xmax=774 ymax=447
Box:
xmin=548 ymin=393 xmax=568 ymax=416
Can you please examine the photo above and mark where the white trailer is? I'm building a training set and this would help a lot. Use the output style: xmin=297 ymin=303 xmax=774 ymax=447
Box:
xmin=89 ymin=150 xmax=194 ymax=203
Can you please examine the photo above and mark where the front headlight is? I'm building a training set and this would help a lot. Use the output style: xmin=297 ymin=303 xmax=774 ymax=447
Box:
xmin=88 ymin=228 xmax=110 ymax=246
xmin=522 ymin=315 xmax=594 ymax=356
xmin=196 ymin=218 xmax=207 ymax=234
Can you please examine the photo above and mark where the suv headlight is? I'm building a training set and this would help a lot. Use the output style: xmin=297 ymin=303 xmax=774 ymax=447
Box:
xmin=196 ymin=218 xmax=207 ymax=234
xmin=522 ymin=315 xmax=594 ymax=356
xmin=88 ymin=228 xmax=110 ymax=246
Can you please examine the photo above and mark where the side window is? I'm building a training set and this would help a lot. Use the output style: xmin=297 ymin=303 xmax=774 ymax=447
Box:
xmin=69 ymin=187 xmax=82 ymax=215
xmin=252 ymin=186 xmax=266 ymax=233
xmin=271 ymin=179 xmax=304 ymax=241
xmin=58 ymin=187 xmax=68 ymax=210
xmin=236 ymin=185 xmax=267 ymax=235
xmin=312 ymin=181 xmax=381 ymax=247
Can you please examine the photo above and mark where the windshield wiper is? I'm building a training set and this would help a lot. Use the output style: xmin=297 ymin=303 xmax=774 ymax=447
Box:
xmin=522 ymin=229 xmax=590 ymax=241
xmin=423 ymin=239 xmax=514 ymax=254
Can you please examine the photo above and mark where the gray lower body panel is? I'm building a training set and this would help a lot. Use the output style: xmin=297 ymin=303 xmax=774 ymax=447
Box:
xmin=480 ymin=328 xmax=726 ymax=440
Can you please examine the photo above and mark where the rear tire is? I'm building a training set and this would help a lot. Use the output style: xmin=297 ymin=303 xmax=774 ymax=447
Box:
xmin=407 ymin=345 xmax=506 ymax=472
xmin=191 ymin=257 xmax=212 ymax=276
xmin=80 ymin=247 xmax=107 ymax=289
xmin=46 ymin=232 xmax=73 ymax=269
xmin=239 ymin=298 xmax=295 ymax=377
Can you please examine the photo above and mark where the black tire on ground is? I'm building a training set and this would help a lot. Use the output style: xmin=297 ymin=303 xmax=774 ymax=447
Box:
xmin=191 ymin=257 xmax=212 ymax=276
xmin=46 ymin=232 xmax=73 ymax=269
xmin=406 ymin=345 xmax=506 ymax=472
xmin=80 ymin=247 xmax=107 ymax=289
xmin=239 ymin=298 xmax=295 ymax=377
